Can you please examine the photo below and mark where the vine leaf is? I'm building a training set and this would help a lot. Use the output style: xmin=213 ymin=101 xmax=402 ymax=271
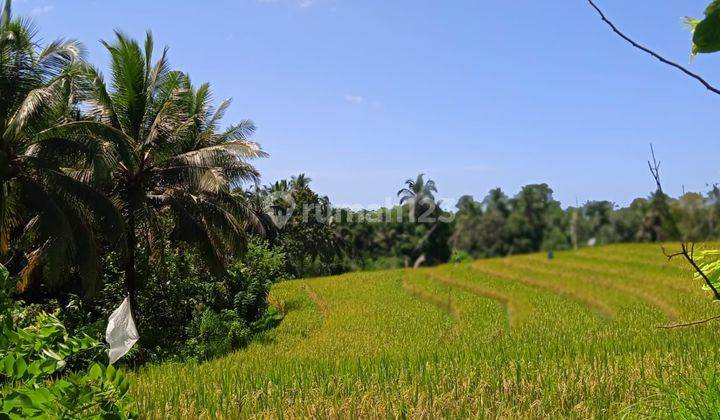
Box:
xmin=688 ymin=1 xmax=720 ymax=55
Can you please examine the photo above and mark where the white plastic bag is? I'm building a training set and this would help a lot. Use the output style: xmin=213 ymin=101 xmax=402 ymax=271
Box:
xmin=106 ymin=297 xmax=139 ymax=364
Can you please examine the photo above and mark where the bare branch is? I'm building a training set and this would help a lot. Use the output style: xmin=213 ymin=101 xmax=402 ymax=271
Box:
xmin=660 ymin=246 xmax=684 ymax=259
xmin=663 ymin=242 xmax=720 ymax=300
xmin=648 ymin=143 xmax=663 ymax=193
xmin=659 ymin=315 xmax=720 ymax=329
xmin=587 ymin=0 xmax=720 ymax=97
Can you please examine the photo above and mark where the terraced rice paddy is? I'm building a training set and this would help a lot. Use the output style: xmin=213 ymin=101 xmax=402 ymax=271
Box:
xmin=133 ymin=243 xmax=720 ymax=418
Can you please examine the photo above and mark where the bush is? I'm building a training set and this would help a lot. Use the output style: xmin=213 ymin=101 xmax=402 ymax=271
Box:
xmin=185 ymin=309 xmax=252 ymax=360
xmin=80 ymin=245 xmax=211 ymax=364
xmin=449 ymin=249 xmax=472 ymax=264
xmin=224 ymin=237 xmax=290 ymax=322
xmin=357 ymin=256 xmax=405 ymax=271
xmin=0 ymin=265 xmax=137 ymax=418
xmin=99 ymin=237 xmax=287 ymax=363
xmin=40 ymin=237 xmax=288 ymax=365
xmin=183 ymin=238 xmax=289 ymax=360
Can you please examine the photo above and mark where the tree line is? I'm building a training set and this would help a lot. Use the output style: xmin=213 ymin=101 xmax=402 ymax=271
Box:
xmin=239 ymin=160 xmax=719 ymax=280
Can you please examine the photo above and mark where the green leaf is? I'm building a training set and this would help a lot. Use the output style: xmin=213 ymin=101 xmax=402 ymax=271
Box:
xmin=14 ymin=357 xmax=27 ymax=379
xmin=52 ymin=379 xmax=72 ymax=392
xmin=118 ymin=377 xmax=130 ymax=397
xmin=105 ymin=364 xmax=116 ymax=382
xmin=41 ymin=349 xmax=62 ymax=361
xmin=2 ymin=393 xmax=34 ymax=410
xmin=21 ymin=389 xmax=52 ymax=409
xmin=3 ymin=354 xmax=15 ymax=377
xmin=693 ymin=8 xmax=720 ymax=54
xmin=0 ymin=263 xmax=8 ymax=285
xmin=87 ymin=363 xmax=103 ymax=380
xmin=684 ymin=17 xmax=701 ymax=34
xmin=705 ymin=0 xmax=720 ymax=16
xmin=26 ymin=360 xmax=41 ymax=377
xmin=40 ymin=359 xmax=58 ymax=375
xmin=693 ymin=250 xmax=720 ymax=291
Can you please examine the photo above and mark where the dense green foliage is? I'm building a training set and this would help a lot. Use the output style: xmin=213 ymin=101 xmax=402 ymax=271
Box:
xmin=269 ymin=175 xmax=343 ymax=278
xmin=60 ymin=237 xmax=288 ymax=363
xmin=0 ymin=265 xmax=137 ymax=418
xmin=448 ymin=184 xmax=720 ymax=259
xmin=328 ymin=180 xmax=720 ymax=269
xmin=686 ymin=0 xmax=720 ymax=55
xmin=39 ymin=32 xmax=267 ymax=316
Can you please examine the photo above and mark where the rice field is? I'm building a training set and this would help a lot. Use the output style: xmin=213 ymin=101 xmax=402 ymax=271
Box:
xmin=132 ymin=243 xmax=720 ymax=418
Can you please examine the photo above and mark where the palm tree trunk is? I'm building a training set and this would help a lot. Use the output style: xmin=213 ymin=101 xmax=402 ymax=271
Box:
xmin=124 ymin=209 xmax=138 ymax=324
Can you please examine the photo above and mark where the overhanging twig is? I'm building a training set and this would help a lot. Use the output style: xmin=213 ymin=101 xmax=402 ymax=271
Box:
xmin=663 ymin=242 xmax=720 ymax=300
xmin=658 ymin=315 xmax=720 ymax=329
xmin=587 ymin=0 xmax=720 ymax=97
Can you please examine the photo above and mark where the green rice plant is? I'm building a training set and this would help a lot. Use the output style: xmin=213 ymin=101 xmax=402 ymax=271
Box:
xmin=131 ymin=243 xmax=720 ymax=418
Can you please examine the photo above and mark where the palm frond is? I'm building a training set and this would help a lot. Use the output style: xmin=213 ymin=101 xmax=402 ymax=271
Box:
xmin=4 ymin=74 xmax=69 ymax=143
xmin=0 ymin=180 xmax=20 ymax=254
xmin=15 ymin=176 xmax=76 ymax=292
xmin=29 ymin=136 xmax=118 ymax=186
xmin=164 ymin=193 xmax=226 ymax=275
xmin=219 ymin=120 xmax=257 ymax=143
xmin=35 ymin=39 xmax=84 ymax=79
xmin=102 ymin=31 xmax=148 ymax=138
xmin=203 ymin=97 xmax=229 ymax=133
xmin=1 ymin=0 xmax=11 ymax=28
xmin=40 ymin=168 xmax=125 ymax=245
xmin=81 ymin=64 xmax=121 ymax=128
xmin=37 ymin=121 xmax=137 ymax=171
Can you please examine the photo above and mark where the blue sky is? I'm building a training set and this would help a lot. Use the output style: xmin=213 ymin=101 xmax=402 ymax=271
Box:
xmin=15 ymin=0 xmax=720 ymax=208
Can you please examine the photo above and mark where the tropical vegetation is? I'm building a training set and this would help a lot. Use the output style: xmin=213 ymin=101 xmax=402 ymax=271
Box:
xmin=1 ymin=0 xmax=720 ymax=417
xmin=1 ymin=264 xmax=136 ymax=418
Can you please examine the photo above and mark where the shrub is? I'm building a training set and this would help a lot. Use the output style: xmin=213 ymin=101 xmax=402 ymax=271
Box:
xmin=43 ymin=237 xmax=288 ymax=364
xmin=358 ymin=256 xmax=405 ymax=271
xmin=183 ymin=238 xmax=289 ymax=360
xmin=185 ymin=309 xmax=252 ymax=360
xmin=224 ymin=238 xmax=289 ymax=322
xmin=0 ymin=265 xmax=137 ymax=418
xmin=449 ymin=249 xmax=472 ymax=264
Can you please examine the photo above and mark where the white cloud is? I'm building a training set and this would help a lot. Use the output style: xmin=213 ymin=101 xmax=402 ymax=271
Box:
xmin=30 ymin=5 xmax=54 ymax=15
xmin=344 ymin=95 xmax=365 ymax=104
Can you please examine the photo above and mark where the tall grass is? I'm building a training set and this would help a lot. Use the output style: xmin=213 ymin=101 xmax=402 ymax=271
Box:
xmin=132 ymin=243 xmax=720 ymax=418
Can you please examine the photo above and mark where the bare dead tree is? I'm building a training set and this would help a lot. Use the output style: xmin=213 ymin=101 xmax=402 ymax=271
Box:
xmin=587 ymin=0 xmax=720 ymax=97
xmin=648 ymin=143 xmax=663 ymax=193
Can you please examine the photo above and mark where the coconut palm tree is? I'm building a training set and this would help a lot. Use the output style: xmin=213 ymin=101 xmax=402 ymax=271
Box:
xmin=176 ymin=75 xmax=268 ymax=235
xmin=397 ymin=173 xmax=437 ymax=219
xmin=290 ymin=173 xmax=311 ymax=190
xmin=242 ymin=186 xmax=278 ymax=239
xmin=40 ymin=32 xmax=266 ymax=317
xmin=0 ymin=0 xmax=123 ymax=295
